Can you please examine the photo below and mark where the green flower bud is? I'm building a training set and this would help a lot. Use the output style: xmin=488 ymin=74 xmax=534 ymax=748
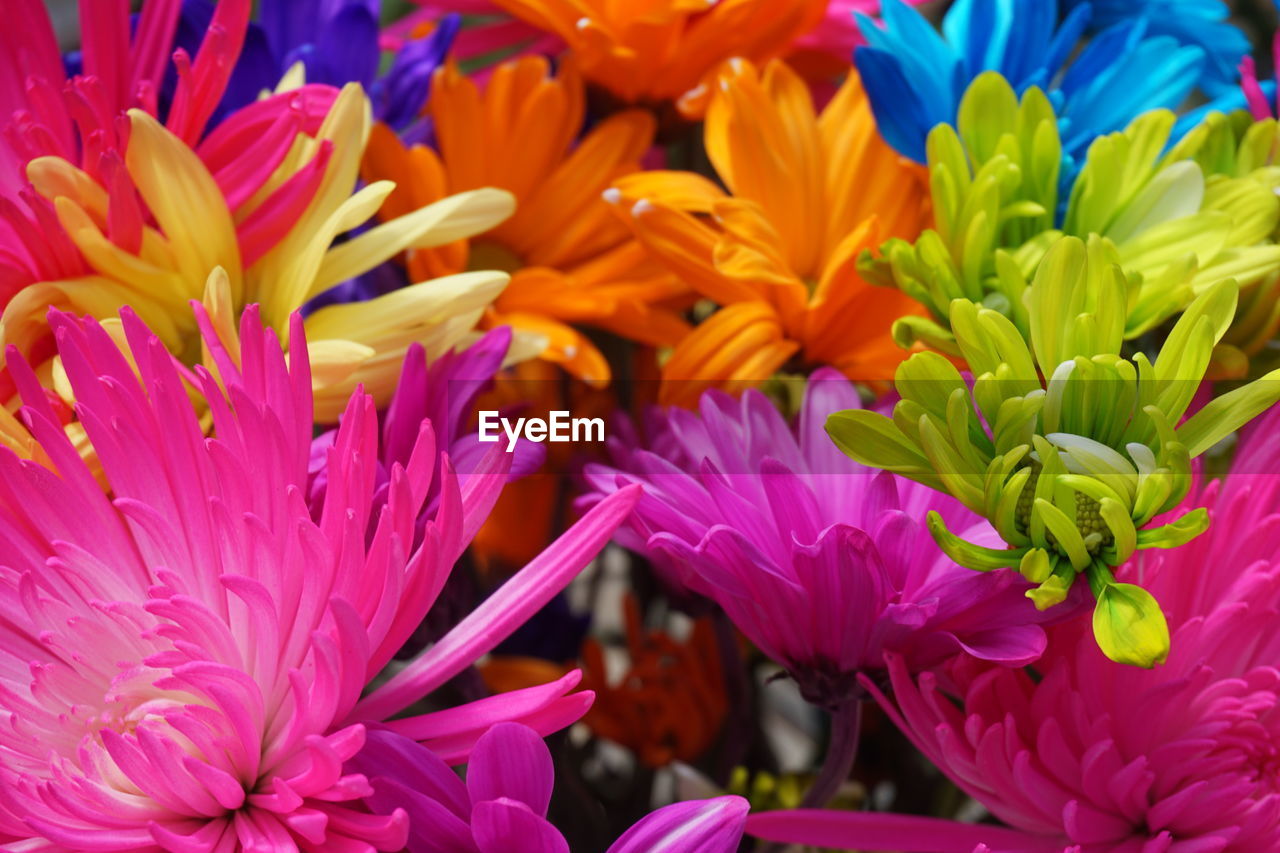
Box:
xmin=828 ymin=235 xmax=1280 ymax=666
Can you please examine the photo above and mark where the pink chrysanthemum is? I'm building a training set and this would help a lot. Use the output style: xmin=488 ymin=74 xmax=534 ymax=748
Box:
xmin=748 ymin=410 xmax=1280 ymax=852
xmin=0 ymin=304 xmax=637 ymax=850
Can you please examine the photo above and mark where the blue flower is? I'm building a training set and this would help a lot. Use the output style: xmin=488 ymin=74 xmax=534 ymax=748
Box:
xmin=854 ymin=0 xmax=1213 ymax=171
xmin=173 ymin=0 xmax=458 ymax=134
xmin=1062 ymin=0 xmax=1249 ymax=95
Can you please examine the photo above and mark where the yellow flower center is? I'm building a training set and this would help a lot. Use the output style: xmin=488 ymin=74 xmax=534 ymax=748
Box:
xmin=467 ymin=240 xmax=525 ymax=274
xmin=1016 ymin=467 xmax=1115 ymax=554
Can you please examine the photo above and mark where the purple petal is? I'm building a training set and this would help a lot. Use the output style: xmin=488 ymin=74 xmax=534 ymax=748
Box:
xmin=349 ymin=729 xmax=469 ymax=819
xmin=800 ymin=367 xmax=864 ymax=473
xmin=606 ymin=797 xmax=748 ymax=853
xmin=313 ymin=4 xmax=379 ymax=88
xmin=367 ymin=777 xmax=474 ymax=853
xmin=471 ymin=799 xmax=569 ymax=853
xmin=466 ymin=723 xmax=555 ymax=817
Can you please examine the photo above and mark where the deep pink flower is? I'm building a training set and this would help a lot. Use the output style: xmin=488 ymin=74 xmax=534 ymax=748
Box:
xmin=793 ymin=0 xmax=925 ymax=58
xmin=1239 ymin=32 xmax=1280 ymax=120
xmin=353 ymin=721 xmax=749 ymax=852
xmin=747 ymin=409 xmax=1280 ymax=852
xmin=580 ymin=369 xmax=1053 ymax=710
xmin=0 ymin=0 xmax=336 ymax=299
xmin=0 ymin=304 xmax=638 ymax=849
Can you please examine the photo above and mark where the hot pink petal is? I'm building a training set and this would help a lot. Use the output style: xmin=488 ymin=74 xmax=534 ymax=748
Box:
xmin=352 ymin=484 xmax=641 ymax=721
xmin=746 ymin=811 xmax=1065 ymax=852
xmin=466 ymin=722 xmax=556 ymax=817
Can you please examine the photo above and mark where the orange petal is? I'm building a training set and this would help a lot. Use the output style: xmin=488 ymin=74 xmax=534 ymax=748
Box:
xmin=491 ymin=310 xmax=613 ymax=386
xmin=659 ymin=301 xmax=796 ymax=406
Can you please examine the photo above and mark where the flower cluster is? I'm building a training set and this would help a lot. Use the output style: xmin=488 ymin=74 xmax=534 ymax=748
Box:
xmin=4 ymin=1 xmax=1280 ymax=852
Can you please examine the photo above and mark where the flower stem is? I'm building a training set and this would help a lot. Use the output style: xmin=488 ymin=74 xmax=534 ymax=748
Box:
xmin=757 ymin=700 xmax=863 ymax=853
xmin=800 ymin=699 xmax=863 ymax=809
xmin=713 ymin=610 xmax=752 ymax=785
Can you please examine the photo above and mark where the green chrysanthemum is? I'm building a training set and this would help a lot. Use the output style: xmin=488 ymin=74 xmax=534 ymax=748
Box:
xmin=828 ymin=235 xmax=1280 ymax=668
xmin=860 ymin=72 xmax=1280 ymax=371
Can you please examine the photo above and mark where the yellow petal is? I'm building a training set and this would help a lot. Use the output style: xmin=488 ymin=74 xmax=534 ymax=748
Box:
xmin=312 ymin=188 xmax=516 ymax=293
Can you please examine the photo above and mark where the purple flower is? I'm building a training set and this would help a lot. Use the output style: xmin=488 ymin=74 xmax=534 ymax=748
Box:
xmin=175 ymin=1 xmax=458 ymax=132
xmin=353 ymin=722 xmax=749 ymax=852
xmin=581 ymin=369 xmax=1056 ymax=709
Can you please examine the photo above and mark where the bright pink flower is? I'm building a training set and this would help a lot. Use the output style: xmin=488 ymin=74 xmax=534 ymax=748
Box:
xmin=0 ymin=0 xmax=336 ymax=299
xmin=0 ymin=305 xmax=638 ymax=849
xmin=354 ymin=722 xmax=749 ymax=852
xmin=793 ymin=0 xmax=924 ymax=58
xmin=581 ymin=369 xmax=1054 ymax=710
xmin=1239 ymin=32 xmax=1280 ymax=120
xmin=746 ymin=410 xmax=1280 ymax=852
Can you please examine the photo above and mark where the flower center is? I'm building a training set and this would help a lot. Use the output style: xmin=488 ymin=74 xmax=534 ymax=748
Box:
xmin=1015 ymin=467 xmax=1115 ymax=554
xmin=467 ymin=239 xmax=525 ymax=274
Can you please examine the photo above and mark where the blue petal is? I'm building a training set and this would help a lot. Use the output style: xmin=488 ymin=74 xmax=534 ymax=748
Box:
xmin=853 ymin=47 xmax=933 ymax=162
xmin=1043 ymin=2 xmax=1092 ymax=84
xmin=1175 ymin=83 xmax=1269 ymax=140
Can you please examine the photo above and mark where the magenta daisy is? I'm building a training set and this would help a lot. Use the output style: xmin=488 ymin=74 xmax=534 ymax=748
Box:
xmin=580 ymin=369 xmax=1057 ymax=808
xmin=582 ymin=369 xmax=1054 ymax=708
xmin=0 ymin=304 xmax=638 ymax=850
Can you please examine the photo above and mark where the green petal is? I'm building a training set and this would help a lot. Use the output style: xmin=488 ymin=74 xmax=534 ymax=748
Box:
xmin=895 ymin=350 xmax=968 ymax=422
xmin=1026 ymin=569 xmax=1074 ymax=611
xmin=1092 ymin=581 xmax=1170 ymax=668
xmin=1135 ymin=507 xmax=1210 ymax=549
xmin=919 ymin=415 xmax=987 ymax=511
xmin=926 ymin=510 xmax=1024 ymax=571
xmin=825 ymin=409 xmax=931 ymax=474
xmin=1098 ymin=497 xmax=1138 ymax=565
xmin=1033 ymin=497 xmax=1091 ymax=570
xmin=1104 ymin=160 xmax=1204 ymax=245
xmin=1019 ymin=547 xmax=1052 ymax=584
xmin=890 ymin=315 xmax=961 ymax=355
xmin=1176 ymin=367 xmax=1280 ymax=456
xmin=1027 ymin=236 xmax=1087 ymax=371
xmin=1117 ymin=210 xmax=1231 ymax=276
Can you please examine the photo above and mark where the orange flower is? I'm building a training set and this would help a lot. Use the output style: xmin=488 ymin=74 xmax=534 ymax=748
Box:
xmin=485 ymin=0 xmax=827 ymax=118
xmin=608 ymin=59 xmax=931 ymax=407
xmin=580 ymin=595 xmax=726 ymax=768
xmin=361 ymin=57 xmax=690 ymax=386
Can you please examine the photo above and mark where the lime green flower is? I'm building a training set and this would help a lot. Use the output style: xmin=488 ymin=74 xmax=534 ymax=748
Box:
xmin=828 ymin=235 xmax=1280 ymax=667
xmin=861 ymin=72 xmax=1280 ymax=365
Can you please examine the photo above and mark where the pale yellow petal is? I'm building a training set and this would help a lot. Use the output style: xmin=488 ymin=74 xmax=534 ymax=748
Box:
xmin=312 ymin=188 xmax=516 ymax=293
